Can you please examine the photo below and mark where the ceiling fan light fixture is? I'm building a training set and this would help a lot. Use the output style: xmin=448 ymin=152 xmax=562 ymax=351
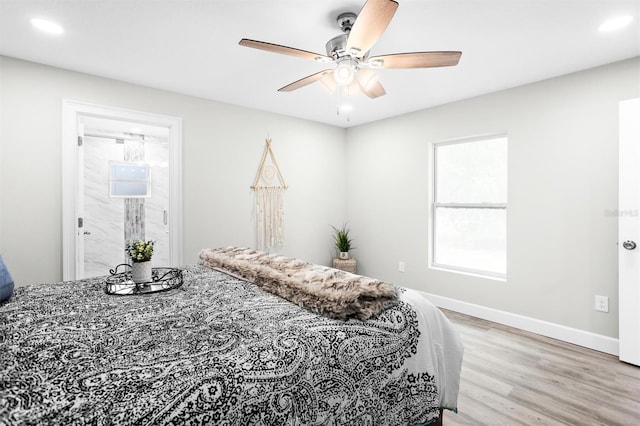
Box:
xmin=334 ymin=58 xmax=357 ymax=85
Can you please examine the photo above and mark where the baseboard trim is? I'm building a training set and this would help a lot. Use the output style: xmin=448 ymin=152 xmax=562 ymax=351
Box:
xmin=421 ymin=291 xmax=619 ymax=356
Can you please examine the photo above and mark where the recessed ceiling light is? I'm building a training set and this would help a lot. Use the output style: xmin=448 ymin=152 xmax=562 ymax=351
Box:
xmin=30 ymin=18 xmax=64 ymax=35
xmin=598 ymin=15 xmax=633 ymax=32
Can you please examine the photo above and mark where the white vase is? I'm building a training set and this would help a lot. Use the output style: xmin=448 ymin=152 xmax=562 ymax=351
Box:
xmin=131 ymin=260 xmax=152 ymax=283
xmin=339 ymin=251 xmax=350 ymax=260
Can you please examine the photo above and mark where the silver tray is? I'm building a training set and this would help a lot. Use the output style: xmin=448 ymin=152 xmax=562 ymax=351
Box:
xmin=104 ymin=264 xmax=183 ymax=295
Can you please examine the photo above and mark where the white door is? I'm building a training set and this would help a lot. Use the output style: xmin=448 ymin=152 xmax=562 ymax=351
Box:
xmin=62 ymin=100 xmax=182 ymax=281
xmin=619 ymin=97 xmax=640 ymax=366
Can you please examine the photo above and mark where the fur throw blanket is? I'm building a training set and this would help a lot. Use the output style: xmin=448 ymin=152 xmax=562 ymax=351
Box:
xmin=199 ymin=247 xmax=399 ymax=320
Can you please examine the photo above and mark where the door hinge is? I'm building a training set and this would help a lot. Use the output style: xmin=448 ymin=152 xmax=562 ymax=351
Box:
xmin=78 ymin=217 xmax=84 ymax=228
xmin=77 ymin=136 xmax=83 ymax=146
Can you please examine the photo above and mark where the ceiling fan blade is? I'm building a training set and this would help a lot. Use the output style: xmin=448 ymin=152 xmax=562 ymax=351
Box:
xmin=278 ymin=70 xmax=334 ymax=92
xmin=322 ymin=69 xmax=386 ymax=98
xmin=355 ymin=69 xmax=385 ymax=98
xmin=320 ymin=73 xmax=337 ymax=93
xmin=362 ymin=80 xmax=386 ymax=98
xmin=368 ymin=51 xmax=462 ymax=69
xmin=239 ymin=38 xmax=333 ymax=62
xmin=346 ymin=0 xmax=399 ymax=58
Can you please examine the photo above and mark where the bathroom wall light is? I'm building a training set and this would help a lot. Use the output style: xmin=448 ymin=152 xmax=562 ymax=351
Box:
xmin=598 ymin=15 xmax=633 ymax=32
xmin=31 ymin=18 xmax=64 ymax=35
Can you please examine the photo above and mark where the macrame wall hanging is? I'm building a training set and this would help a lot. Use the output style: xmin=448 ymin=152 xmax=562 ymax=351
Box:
xmin=252 ymin=137 xmax=287 ymax=251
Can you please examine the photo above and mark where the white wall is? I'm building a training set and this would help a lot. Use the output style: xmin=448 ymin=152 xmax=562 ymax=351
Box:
xmin=0 ymin=56 xmax=346 ymax=286
xmin=2 ymin=53 xmax=639 ymax=344
xmin=346 ymin=57 xmax=640 ymax=340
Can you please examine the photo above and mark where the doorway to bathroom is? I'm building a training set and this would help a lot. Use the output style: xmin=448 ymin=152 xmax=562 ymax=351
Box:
xmin=62 ymin=101 xmax=182 ymax=280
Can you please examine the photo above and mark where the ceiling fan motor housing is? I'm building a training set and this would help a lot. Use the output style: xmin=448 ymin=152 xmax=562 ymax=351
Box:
xmin=325 ymin=34 xmax=349 ymax=58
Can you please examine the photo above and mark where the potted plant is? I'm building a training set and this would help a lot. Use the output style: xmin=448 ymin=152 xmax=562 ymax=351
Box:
xmin=331 ymin=224 xmax=354 ymax=259
xmin=126 ymin=239 xmax=155 ymax=283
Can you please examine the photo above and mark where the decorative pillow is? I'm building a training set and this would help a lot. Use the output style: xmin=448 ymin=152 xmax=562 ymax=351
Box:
xmin=0 ymin=254 xmax=14 ymax=302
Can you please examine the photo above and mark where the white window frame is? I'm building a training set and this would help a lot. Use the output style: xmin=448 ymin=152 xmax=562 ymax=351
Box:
xmin=108 ymin=161 xmax=151 ymax=198
xmin=429 ymin=134 xmax=507 ymax=280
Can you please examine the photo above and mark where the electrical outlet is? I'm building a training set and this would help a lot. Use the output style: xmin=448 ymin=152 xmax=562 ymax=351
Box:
xmin=595 ymin=295 xmax=609 ymax=313
xmin=398 ymin=261 xmax=405 ymax=272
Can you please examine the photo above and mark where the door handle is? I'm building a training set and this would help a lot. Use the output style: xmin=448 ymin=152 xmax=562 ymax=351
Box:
xmin=163 ymin=210 xmax=168 ymax=226
xmin=623 ymin=240 xmax=637 ymax=250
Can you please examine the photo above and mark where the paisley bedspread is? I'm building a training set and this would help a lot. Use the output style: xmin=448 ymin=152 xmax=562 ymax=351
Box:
xmin=0 ymin=264 xmax=463 ymax=425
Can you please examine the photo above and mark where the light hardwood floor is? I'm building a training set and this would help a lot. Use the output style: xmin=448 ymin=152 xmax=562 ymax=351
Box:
xmin=440 ymin=310 xmax=640 ymax=426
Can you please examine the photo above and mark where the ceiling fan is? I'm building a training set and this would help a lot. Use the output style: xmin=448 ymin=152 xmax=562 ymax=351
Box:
xmin=239 ymin=0 xmax=462 ymax=99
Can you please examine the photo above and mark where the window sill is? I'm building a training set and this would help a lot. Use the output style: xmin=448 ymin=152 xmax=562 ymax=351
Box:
xmin=429 ymin=264 xmax=506 ymax=282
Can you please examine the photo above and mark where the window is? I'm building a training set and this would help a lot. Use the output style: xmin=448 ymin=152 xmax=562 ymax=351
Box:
xmin=109 ymin=162 xmax=151 ymax=198
xmin=432 ymin=135 xmax=507 ymax=278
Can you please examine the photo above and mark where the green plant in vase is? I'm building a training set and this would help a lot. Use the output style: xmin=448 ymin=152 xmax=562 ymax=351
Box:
xmin=331 ymin=224 xmax=354 ymax=260
xmin=126 ymin=239 xmax=155 ymax=283
xmin=126 ymin=240 xmax=155 ymax=262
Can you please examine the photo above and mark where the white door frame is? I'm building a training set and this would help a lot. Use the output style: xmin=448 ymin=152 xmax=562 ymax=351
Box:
xmin=619 ymin=97 xmax=640 ymax=366
xmin=62 ymin=100 xmax=182 ymax=281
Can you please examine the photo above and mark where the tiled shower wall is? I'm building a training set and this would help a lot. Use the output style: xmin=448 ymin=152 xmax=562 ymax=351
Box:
xmin=83 ymin=136 xmax=169 ymax=278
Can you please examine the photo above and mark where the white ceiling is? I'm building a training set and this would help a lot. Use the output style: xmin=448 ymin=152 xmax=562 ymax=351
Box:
xmin=1 ymin=0 xmax=639 ymax=128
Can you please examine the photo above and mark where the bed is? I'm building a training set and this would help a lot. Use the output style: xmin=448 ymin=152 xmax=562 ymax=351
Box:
xmin=0 ymin=247 xmax=463 ymax=425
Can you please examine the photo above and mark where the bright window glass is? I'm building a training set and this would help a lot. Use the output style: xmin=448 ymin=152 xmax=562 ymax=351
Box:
xmin=433 ymin=136 xmax=507 ymax=278
xmin=109 ymin=162 xmax=150 ymax=198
